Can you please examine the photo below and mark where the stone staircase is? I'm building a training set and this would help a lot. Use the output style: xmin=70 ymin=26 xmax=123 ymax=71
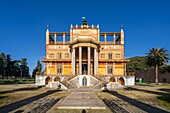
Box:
xmin=46 ymin=75 xmax=123 ymax=90
xmin=92 ymin=75 xmax=108 ymax=89
xmin=60 ymin=75 xmax=77 ymax=89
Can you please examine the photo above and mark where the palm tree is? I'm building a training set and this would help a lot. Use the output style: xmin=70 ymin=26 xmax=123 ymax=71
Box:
xmin=146 ymin=47 xmax=169 ymax=83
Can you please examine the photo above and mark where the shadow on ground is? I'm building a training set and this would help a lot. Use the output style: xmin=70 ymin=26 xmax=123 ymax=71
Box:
xmin=27 ymin=98 xmax=60 ymax=113
xmin=0 ymin=87 xmax=42 ymax=94
xmin=135 ymin=83 xmax=155 ymax=87
xmin=105 ymin=90 xmax=169 ymax=113
xmin=157 ymin=94 xmax=170 ymax=103
xmin=124 ymin=87 xmax=166 ymax=95
xmin=102 ymin=98 xmax=129 ymax=113
xmin=158 ymin=88 xmax=170 ymax=93
xmin=0 ymin=90 xmax=61 ymax=112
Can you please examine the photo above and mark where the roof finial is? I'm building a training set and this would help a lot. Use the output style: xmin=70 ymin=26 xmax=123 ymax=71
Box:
xmin=82 ymin=16 xmax=85 ymax=20
xmin=46 ymin=24 xmax=49 ymax=32
xmin=120 ymin=24 xmax=123 ymax=32
xmin=82 ymin=16 xmax=87 ymax=26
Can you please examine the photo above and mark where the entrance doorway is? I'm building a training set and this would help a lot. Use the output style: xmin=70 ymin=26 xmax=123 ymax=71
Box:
xmin=82 ymin=76 xmax=87 ymax=86
xmin=82 ymin=64 xmax=87 ymax=75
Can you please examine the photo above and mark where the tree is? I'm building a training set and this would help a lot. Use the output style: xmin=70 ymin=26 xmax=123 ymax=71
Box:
xmin=0 ymin=53 xmax=30 ymax=79
xmin=126 ymin=56 xmax=149 ymax=72
xmin=0 ymin=53 xmax=6 ymax=78
xmin=13 ymin=60 xmax=20 ymax=78
xmin=146 ymin=47 xmax=169 ymax=83
xmin=20 ymin=58 xmax=29 ymax=78
xmin=0 ymin=53 xmax=5 ymax=63
xmin=0 ymin=58 xmax=3 ymax=77
xmin=5 ymin=54 xmax=13 ymax=78
xmin=159 ymin=65 xmax=170 ymax=74
xmin=32 ymin=60 xmax=42 ymax=78
xmin=36 ymin=60 xmax=42 ymax=72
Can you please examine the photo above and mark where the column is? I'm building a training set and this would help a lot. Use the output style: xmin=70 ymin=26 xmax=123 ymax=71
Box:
xmin=71 ymin=48 xmax=75 ymax=74
xmin=124 ymin=63 xmax=127 ymax=76
xmin=63 ymin=34 xmax=65 ymax=44
xmin=55 ymin=62 xmax=57 ymax=74
xmin=96 ymin=49 xmax=98 ymax=75
xmin=104 ymin=34 xmax=107 ymax=43
xmin=79 ymin=47 xmax=82 ymax=75
xmin=94 ymin=48 xmax=96 ymax=75
xmin=54 ymin=34 xmax=57 ymax=44
xmin=106 ymin=63 xmax=107 ymax=75
xmin=62 ymin=63 xmax=64 ymax=75
xmin=46 ymin=28 xmax=49 ymax=44
xmin=113 ymin=34 xmax=116 ymax=44
xmin=88 ymin=47 xmax=91 ymax=75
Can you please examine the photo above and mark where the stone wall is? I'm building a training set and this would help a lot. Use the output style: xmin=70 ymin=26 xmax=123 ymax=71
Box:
xmin=135 ymin=69 xmax=170 ymax=83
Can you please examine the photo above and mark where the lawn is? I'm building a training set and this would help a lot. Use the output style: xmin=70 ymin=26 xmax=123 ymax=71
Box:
xmin=157 ymin=94 xmax=170 ymax=107
xmin=0 ymin=94 xmax=6 ymax=99
xmin=0 ymin=78 xmax=35 ymax=84
xmin=96 ymin=83 xmax=170 ymax=112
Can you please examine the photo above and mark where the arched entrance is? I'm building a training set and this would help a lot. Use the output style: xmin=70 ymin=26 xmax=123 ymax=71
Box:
xmin=45 ymin=76 xmax=52 ymax=85
xmin=119 ymin=77 xmax=125 ymax=85
xmin=82 ymin=76 xmax=87 ymax=86
xmin=109 ymin=77 xmax=116 ymax=82
xmin=54 ymin=76 xmax=60 ymax=82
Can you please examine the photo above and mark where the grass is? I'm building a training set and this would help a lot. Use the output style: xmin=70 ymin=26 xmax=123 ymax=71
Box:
xmin=0 ymin=78 xmax=35 ymax=84
xmin=157 ymin=94 xmax=170 ymax=107
xmin=0 ymin=94 xmax=6 ymax=99
xmin=136 ymin=82 xmax=170 ymax=86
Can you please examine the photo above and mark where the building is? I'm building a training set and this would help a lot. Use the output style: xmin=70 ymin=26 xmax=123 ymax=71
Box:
xmin=36 ymin=19 xmax=135 ymax=89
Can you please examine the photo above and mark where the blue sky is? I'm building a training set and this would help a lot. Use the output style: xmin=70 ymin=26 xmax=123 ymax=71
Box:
xmin=0 ymin=0 xmax=170 ymax=73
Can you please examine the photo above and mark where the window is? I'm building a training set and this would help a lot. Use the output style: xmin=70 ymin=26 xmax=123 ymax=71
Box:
xmin=57 ymin=53 xmax=62 ymax=60
xmin=100 ymin=53 xmax=105 ymax=58
xmin=57 ymin=66 xmax=62 ymax=74
xmin=107 ymin=66 xmax=113 ymax=74
xmin=49 ymin=53 xmax=54 ymax=58
xmin=115 ymin=53 xmax=121 ymax=58
xmin=108 ymin=53 xmax=112 ymax=59
xmin=65 ymin=53 xmax=69 ymax=58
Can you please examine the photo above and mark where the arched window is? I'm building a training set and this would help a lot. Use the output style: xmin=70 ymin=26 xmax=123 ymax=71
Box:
xmin=82 ymin=76 xmax=87 ymax=86
xmin=54 ymin=76 xmax=60 ymax=82
xmin=45 ymin=76 xmax=52 ymax=85
xmin=119 ymin=77 xmax=125 ymax=85
xmin=109 ymin=77 xmax=116 ymax=82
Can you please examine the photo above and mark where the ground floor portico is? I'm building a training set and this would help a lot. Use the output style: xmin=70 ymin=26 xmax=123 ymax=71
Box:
xmin=36 ymin=74 xmax=135 ymax=89
xmin=71 ymin=46 xmax=99 ymax=75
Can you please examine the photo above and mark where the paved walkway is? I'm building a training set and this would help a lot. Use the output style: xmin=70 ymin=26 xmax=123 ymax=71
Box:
xmin=58 ymin=88 xmax=106 ymax=109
